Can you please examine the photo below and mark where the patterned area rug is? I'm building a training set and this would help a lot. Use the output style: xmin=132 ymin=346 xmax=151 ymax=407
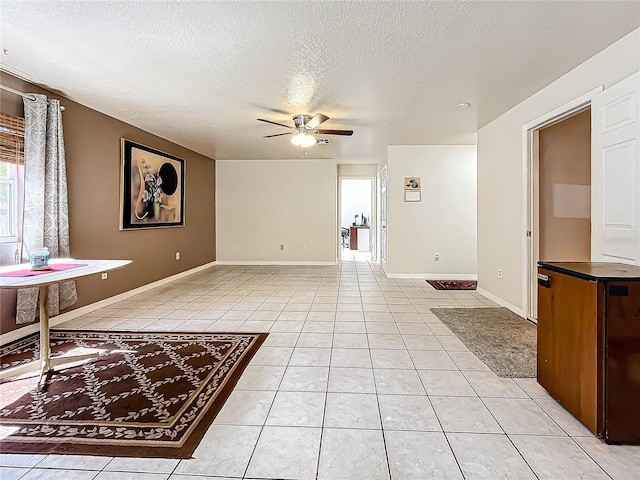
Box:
xmin=427 ymin=280 xmax=477 ymax=290
xmin=0 ymin=330 xmax=267 ymax=458
xmin=430 ymin=308 xmax=536 ymax=377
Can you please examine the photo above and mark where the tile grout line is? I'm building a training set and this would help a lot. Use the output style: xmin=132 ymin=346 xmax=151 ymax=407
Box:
xmin=199 ymin=269 xmax=289 ymax=478
xmin=171 ymin=264 xmax=280 ymax=479
xmin=456 ymin=365 xmax=540 ymax=480
xmin=386 ymin=276 xmax=468 ymax=480
xmin=451 ymin=339 xmax=609 ymax=477
xmin=371 ymin=263 xmax=399 ymax=480
xmin=314 ymin=262 xmax=343 ymax=480
xmin=241 ymin=265 xmax=325 ymax=480
xmin=571 ymin=437 xmax=616 ymax=480
xmin=527 ymin=395 xmax=615 ymax=480
xmin=419 ymin=329 xmax=469 ymax=479
xmin=435 ymin=314 xmax=547 ymax=480
xmin=162 ymin=266 xmax=266 ymax=480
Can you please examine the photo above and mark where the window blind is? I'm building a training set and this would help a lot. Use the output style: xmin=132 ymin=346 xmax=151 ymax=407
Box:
xmin=0 ymin=112 xmax=25 ymax=164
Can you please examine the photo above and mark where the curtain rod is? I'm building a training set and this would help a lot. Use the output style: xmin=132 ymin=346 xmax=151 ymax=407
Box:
xmin=0 ymin=84 xmax=65 ymax=111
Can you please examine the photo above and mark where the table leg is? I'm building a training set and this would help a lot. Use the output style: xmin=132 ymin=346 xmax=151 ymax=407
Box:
xmin=36 ymin=285 xmax=50 ymax=392
xmin=0 ymin=284 xmax=99 ymax=391
xmin=0 ymin=286 xmax=53 ymax=387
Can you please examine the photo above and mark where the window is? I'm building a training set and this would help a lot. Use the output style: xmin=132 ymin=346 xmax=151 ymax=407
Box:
xmin=0 ymin=161 xmax=18 ymax=241
xmin=0 ymin=111 xmax=24 ymax=243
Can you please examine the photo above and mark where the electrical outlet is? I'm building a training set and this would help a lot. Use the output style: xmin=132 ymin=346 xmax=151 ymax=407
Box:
xmin=101 ymin=273 xmax=108 ymax=280
xmin=497 ymin=268 xmax=503 ymax=278
xmin=302 ymin=244 xmax=306 ymax=250
xmin=434 ymin=253 xmax=440 ymax=261
xmin=280 ymin=244 xmax=285 ymax=251
xmin=232 ymin=244 xmax=237 ymax=250
xmin=176 ymin=252 xmax=180 ymax=260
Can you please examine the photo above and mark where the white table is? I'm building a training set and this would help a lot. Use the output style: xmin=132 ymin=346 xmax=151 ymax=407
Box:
xmin=0 ymin=259 xmax=132 ymax=391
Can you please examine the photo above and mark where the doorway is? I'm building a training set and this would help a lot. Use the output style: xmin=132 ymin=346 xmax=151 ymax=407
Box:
xmin=538 ymin=109 xmax=592 ymax=262
xmin=526 ymin=104 xmax=594 ymax=321
xmin=380 ymin=165 xmax=387 ymax=272
xmin=339 ymin=177 xmax=375 ymax=262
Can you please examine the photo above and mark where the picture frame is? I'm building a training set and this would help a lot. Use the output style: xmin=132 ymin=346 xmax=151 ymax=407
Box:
xmin=404 ymin=176 xmax=421 ymax=202
xmin=120 ymin=139 xmax=185 ymax=230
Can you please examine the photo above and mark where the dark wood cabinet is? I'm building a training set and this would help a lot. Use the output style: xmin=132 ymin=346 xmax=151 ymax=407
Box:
xmin=349 ymin=227 xmax=358 ymax=250
xmin=537 ymin=266 xmax=603 ymax=434
xmin=537 ymin=262 xmax=640 ymax=444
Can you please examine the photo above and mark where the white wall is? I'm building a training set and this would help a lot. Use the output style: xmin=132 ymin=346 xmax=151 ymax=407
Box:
xmin=477 ymin=29 xmax=640 ymax=311
xmin=338 ymin=164 xmax=379 ymax=177
xmin=341 ymin=179 xmax=372 ymax=228
xmin=386 ymin=145 xmax=477 ymax=278
xmin=216 ymin=159 xmax=337 ymax=263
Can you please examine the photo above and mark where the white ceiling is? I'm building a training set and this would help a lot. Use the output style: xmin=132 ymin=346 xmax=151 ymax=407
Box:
xmin=1 ymin=1 xmax=638 ymax=164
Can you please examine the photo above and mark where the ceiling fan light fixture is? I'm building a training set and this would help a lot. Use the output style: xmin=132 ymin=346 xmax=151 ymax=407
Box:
xmin=290 ymin=130 xmax=318 ymax=148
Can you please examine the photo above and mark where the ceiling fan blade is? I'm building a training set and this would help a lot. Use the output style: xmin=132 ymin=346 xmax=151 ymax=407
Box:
xmin=257 ymin=118 xmax=292 ymax=129
xmin=263 ymin=132 xmax=293 ymax=138
xmin=305 ymin=113 xmax=329 ymax=129
xmin=316 ymin=129 xmax=353 ymax=136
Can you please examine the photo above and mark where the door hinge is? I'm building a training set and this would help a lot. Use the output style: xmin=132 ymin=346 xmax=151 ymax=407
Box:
xmin=526 ymin=231 xmax=532 ymax=237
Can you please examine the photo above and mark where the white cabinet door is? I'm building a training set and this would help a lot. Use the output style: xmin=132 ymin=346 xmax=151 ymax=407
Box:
xmin=592 ymin=72 xmax=640 ymax=265
xmin=357 ymin=228 xmax=370 ymax=252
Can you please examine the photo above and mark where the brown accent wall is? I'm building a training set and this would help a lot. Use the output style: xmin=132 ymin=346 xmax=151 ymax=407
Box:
xmin=538 ymin=109 xmax=591 ymax=262
xmin=0 ymin=72 xmax=216 ymax=334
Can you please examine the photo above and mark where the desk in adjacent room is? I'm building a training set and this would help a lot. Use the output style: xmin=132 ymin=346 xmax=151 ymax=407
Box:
xmin=349 ymin=226 xmax=370 ymax=252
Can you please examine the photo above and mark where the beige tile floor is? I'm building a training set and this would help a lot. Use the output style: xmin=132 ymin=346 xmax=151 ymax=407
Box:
xmin=1 ymin=261 xmax=639 ymax=480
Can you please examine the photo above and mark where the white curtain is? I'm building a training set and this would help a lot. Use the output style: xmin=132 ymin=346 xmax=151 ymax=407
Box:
xmin=16 ymin=94 xmax=77 ymax=324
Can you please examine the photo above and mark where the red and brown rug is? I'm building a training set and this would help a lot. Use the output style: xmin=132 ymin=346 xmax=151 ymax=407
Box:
xmin=427 ymin=280 xmax=477 ymax=290
xmin=0 ymin=330 xmax=267 ymax=458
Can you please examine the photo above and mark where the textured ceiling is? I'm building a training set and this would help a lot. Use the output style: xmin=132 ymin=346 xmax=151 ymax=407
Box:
xmin=0 ymin=1 xmax=638 ymax=164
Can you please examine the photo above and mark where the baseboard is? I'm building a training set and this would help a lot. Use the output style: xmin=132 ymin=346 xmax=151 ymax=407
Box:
xmin=476 ymin=287 xmax=525 ymax=318
xmin=0 ymin=261 xmax=217 ymax=346
xmin=215 ymin=260 xmax=338 ymax=266
xmin=386 ymin=273 xmax=478 ymax=280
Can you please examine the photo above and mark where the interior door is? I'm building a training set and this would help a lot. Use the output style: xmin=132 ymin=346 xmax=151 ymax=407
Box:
xmin=380 ymin=165 xmax=388 ymax=272
xmin=591 ymin=72 xmax=640 ymax=265
xmin=369 ymin=177 xmax=376 ymax=261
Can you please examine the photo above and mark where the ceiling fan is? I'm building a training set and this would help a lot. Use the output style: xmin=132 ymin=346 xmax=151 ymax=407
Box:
xmin=257 ymin=113 xmax=353 ymax=148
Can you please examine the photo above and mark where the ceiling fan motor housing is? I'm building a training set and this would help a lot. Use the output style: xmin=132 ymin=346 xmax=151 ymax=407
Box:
xmin=293 ymin=114 xmax=312 ymax=129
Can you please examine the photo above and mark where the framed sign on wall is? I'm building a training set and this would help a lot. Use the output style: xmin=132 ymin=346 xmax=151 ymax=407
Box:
xmin=404 ymin=176 xmax=421 ymax=202
xmin=120 ymin=139 xmax=185 ymax=229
